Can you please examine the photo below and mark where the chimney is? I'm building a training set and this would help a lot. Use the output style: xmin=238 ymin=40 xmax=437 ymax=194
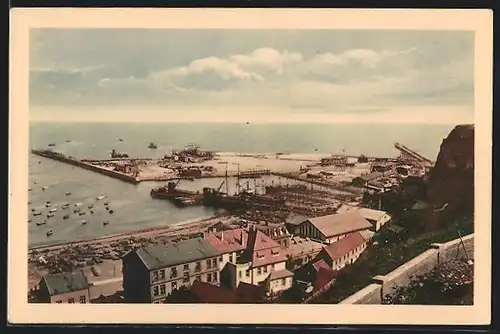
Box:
xmin=241 ymin=232 xmax=245 ymax=247
xmin=220 ymin=231 xmax=224 ymax=241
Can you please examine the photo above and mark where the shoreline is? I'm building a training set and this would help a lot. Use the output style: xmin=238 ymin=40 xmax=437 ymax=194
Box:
xmin=28 ymin=214 xmax=225 ymax=252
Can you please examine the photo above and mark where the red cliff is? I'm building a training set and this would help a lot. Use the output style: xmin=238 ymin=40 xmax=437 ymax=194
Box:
xmin=425 ymin=124 xmax=474 ymax=230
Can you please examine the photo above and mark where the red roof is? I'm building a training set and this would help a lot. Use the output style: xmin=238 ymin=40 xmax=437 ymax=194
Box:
xmin=313 ymin=268 xmax=337 ymax=291
xmin=236 ymin=282 xmax=265 ymax=303
xmin=312 ymin=259 xmax=330 ymax=272
xmin=323 ymin=231 xmax=367 ymax=262
xmin=245 ymin=229 xmax=288 ymax=267
xmin=190 ymin=281 xmax=236 ymax=303
xmin=204 ymin=228 xmax=248 ymax=254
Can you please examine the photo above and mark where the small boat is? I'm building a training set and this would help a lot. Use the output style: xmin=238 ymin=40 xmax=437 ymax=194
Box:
xmin=49 ymin=208 xmax=58 ymax=213
xmin=45 ymin=203 xmax=52 ymax=208
xmin=78 ymin=212 xmax=86 ymax=216
xmin=73 ymin=209 xmax=80 ymax=213
xmin=148 ymin=142 xmax=158 ymax=149
xmin=62 ymin=203 xmax=70 ymax=209
xmin=42 ymin=186 xmax=48 ymax=191
xmin=109 ymin=209 xmax=114 ymax=214
xmin=103 ymin=201 xmax=109 ymax=205
xmin=34 ymin=181 xmax=39 ymax=184
xmin=47 ymin=213 xmax=55 ymax=218
xmin=28 ymin=188 xmax=32 ymax=192
xmin=119 ymin=138 xmax=123 ymax=142
xmin=75 ymin=203 xmax=82 ymax=207
xmin=105 ymin=206 xmax=109 ymax=211
xmin=46 ymin=229 xmax=54 ymax=236
xmin=66 ymin=140 xmax=70 ymax=143
xmin=36 ymin=220 xmax=46 ymax=226
xmin=103 ymin=220 xmax=109 ymax=226
xmin=63 ymin=214 xmax=70 ymax=220
xmin=96 ymin=196 xmax=106 ymax=200
xmin=65 ymin=192 xmax=72 ymax=196
xmin=33 ymin=211 xmax=41 ymax=216
xmin=31 ymin=208 xmax=36 ymax=212
xmin=46 ymin=200 xmax=51 ymax=204
xmin=82 ymin=220 xmax=88 ymax=225
xmin=48 ymin=143 xmax=56 ymax=147
xmin=88 ymin=204 xmax=94 ymax=209
xmin=90 ymin=209 xmax=95 ymax=214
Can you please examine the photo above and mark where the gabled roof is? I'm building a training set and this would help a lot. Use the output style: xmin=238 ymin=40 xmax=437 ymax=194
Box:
xmin=322 ymin=232 xmax=367 ymax=262
xmin=204 ymin=228 xmax=248 ymax=254
xmin=135 ymin=237 xmax=219 ymax=270
xmin=42 ymin=270 xmax=89 ymax=296
xmin=312 ymin=259 xmax=331 ymax=272
xmin=306 ymin=212 xmax=372 ymax=238
xmin=336 ymin=204 xmax=390 ymax=222
xmin=285 ymin=213 xmax=309 ymax=226
xmin=244 ymin=229 xmax=287 ymax=267
xmin=268 ymin=269 xmax=294 ymax=281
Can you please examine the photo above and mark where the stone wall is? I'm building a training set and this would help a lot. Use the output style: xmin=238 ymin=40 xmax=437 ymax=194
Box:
xmin=339 ymin=233 xmax=474 ymax=304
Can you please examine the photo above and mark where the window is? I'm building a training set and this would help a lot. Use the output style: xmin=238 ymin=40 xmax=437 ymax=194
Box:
xmin=171 ymin=267 xmax=178 ymax=278
xmin=206 ymin=259 xmax=212 ymax=269
xmin=281 ymin=278 xmax=286 ymax=286
xmin=68 ymin=298 xmax=75 ymax=303
xmin=245 ymin=270 xmax=250 ymax=277
xmin=229 ymin=254 xmax=233 ymax=263
xmin=152 ymin=271 xmax=158 ymax=282
xmin=56 ymin=300 xmax=62 ymax=304
xmin=160 ymin=284 xmax=166 ymax=295
xmin=153 ymin=286 xmax=159 ymax=296
xmin=172 ymin=281 xmax=177 ymax=290
xmin=212 ymin=258 xmax=217 ymax=267
xmin=195 ymin=261 xmax=201 ymax=272
xmin=271 ymin=264 xmax=275 ymax=271
xmin=238 ymin=271 xmax=242 ymax=278
xmin=207 ymin=273 xmax=212 ymax=283
xmin=213 ymin=272 xmax=218 ymax=282
xmin=183 ymin=272 xmax=189 ymax=283
xmin=79 ymin=295 xmax=86 ymax=303
xmin=196 ymin=276 xmax=201 ymax=281
xmin=257 ymin=267 xmax=262 ymax=275
xmin=183 ymin=264 xmax=189 ymax=271
xmin=263 ymin=266 xmax=268 ymax=273
xmin=159 ymin=269 xmax=165 ymax=280
xmin=219 ymin=256 xmax=223 ymax=262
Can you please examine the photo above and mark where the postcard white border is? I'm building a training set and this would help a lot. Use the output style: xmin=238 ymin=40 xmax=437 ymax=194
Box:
xmin=9 ymin=8 xmax=493 ymax=325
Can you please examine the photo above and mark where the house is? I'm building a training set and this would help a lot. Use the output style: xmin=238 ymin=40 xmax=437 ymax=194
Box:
xmin=351 ymin=172 xmax=383 ymax=187
xmin=186 ymin=280 xmax=266 ymax=303
xmin=122 ymin=237 xmax=221 ymax=303
xmin=336 ymin=204 xmax=392 ymax=232
xmin=222 ymin=228 xmax=294 ymax=295
xmin=314 ymin=231 xmax=370 ymax=271
xmin=32 ymin=270 xmax=90 ymax=304
xmin=295 ymin=259 xmax=338 ymax=293
xmin=254 ymin=223 xmax=291 ymax=248
xmin=286 ymin=235 xmax=325 ymax=270
xmin=204 ymin=228 xmax=248 ymax=270
xmin=294 ymin=211 xmax=372 ymax=244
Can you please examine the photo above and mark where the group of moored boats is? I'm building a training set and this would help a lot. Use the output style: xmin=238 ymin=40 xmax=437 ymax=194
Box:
xmin=29 ymin=186 xmax=115 ymax=237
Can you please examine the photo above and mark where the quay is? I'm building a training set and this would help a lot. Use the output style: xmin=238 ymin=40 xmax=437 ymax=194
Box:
xmin=31 ymin=149 xmax=140 ymax=184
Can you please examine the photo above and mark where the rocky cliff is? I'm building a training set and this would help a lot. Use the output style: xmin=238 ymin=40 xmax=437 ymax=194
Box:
xmin=425 ymin=124 xmax=475 ymax=230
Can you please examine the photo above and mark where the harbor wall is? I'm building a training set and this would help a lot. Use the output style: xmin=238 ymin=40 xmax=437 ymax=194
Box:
xmin=338 ymin=233 xmax=474 ymax=304
xmin=32 ymin=150 xmax=140 ymax=184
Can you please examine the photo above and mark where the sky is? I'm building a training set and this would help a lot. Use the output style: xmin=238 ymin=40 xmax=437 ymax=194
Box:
xmin=29 ymin=29 xmax=475 ymax=123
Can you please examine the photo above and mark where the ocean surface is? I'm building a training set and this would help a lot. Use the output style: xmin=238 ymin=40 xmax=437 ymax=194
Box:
xmin=28 ymin=122 xmax=454 ymax=247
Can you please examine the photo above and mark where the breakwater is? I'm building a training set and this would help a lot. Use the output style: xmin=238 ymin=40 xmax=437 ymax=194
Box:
xmin=31 ymin=149 xmax=140 ymax=184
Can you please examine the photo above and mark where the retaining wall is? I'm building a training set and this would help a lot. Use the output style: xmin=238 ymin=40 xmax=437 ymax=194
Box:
xmin=339 ymin=233 xmax=474 ymax=304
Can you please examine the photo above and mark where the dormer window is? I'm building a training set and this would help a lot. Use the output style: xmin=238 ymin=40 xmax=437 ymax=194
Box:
xmin=257 ymin=253 xmax=265 ymax=259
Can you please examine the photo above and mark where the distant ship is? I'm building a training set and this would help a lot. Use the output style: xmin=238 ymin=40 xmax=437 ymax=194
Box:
xmin=148 ymin=142 xmax=158 ymax=149
xmin=48 ymin=143 xmax=56 ymax=147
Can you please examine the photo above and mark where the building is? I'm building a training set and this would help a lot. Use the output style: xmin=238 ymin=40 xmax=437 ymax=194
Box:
xmin=204 ymin=228 xmax=248 ymax=270
xmin=351 ymin=171 xmax=383 ymax=187
xmin=122 ymin=237 xmax=221 ymax=303
xmin=336 ymin=204 xmax=392 ymax=232
xmin=32 ymin=270 xmax=91 ymax=304
xmin=284 ymin=213 xmax=309 ymax=234
xmin=222 ymin=228 xmax=294 ymax=295
xmin=286 ymin=235 xmax=325 ymax=270
xmin=314 ymin=231 xmax=370 ymax=271
xmin=294 ymin=211 xmax=372 ymax=244
xmin=254 ymin=223 xmax=291 ymax=248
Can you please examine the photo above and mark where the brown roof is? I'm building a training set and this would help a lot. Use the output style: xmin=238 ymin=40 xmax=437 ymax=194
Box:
xmin=312 ymin=259 xmax=330 ymax=272
xmin=204 ymin=228 xmax=248 ymax=254
xmin=190 ymin=281 xmax=237 ymax=303
xmin=236 ymin=282 xmax=265 ymax=303
xmin=268 ymin=269 xmax=294 ymax=281
xmin=307 ymin=212 xmax=372 ymax=238
xmin=322 ymin=231 xmax=367 ymax=262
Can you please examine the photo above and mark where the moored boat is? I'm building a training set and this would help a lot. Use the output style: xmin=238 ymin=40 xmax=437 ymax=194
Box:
xmin=46 ymin=229 xmax=54 ymax=236
xmin=49 ymin=208 xmax=58 ymax=213
xmin=42 ymin=186 xmax=48 ymax=191
xmin=47 ymin=213 xmax=55 ymax=218
xmin=78 ymin=212 xmax=86 ymax=216
xmin=63 ymin=214 xmax=70 ymax=220
xmin=33 ymin=211 xmax=42 ymax=216
xmin=36 ymin=220 xmax=46 ymax=226
xmin=103 ymin=220 xmax=109 ymax=226
xmin=65 ymin=192 xmax=72 ymax=196
xmin=96 ymin=195 xmax=106 ymax=200
xmin=82 ymin=220 xmax=88 ymax=225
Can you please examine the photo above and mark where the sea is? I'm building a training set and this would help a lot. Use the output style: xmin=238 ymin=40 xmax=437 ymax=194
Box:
xmin=27 ymin=122 xmax=454 ymax=247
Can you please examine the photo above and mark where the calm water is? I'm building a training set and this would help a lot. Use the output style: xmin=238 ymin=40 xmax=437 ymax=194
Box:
xmin=28 ymin=122 xmax=454 ymax=247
